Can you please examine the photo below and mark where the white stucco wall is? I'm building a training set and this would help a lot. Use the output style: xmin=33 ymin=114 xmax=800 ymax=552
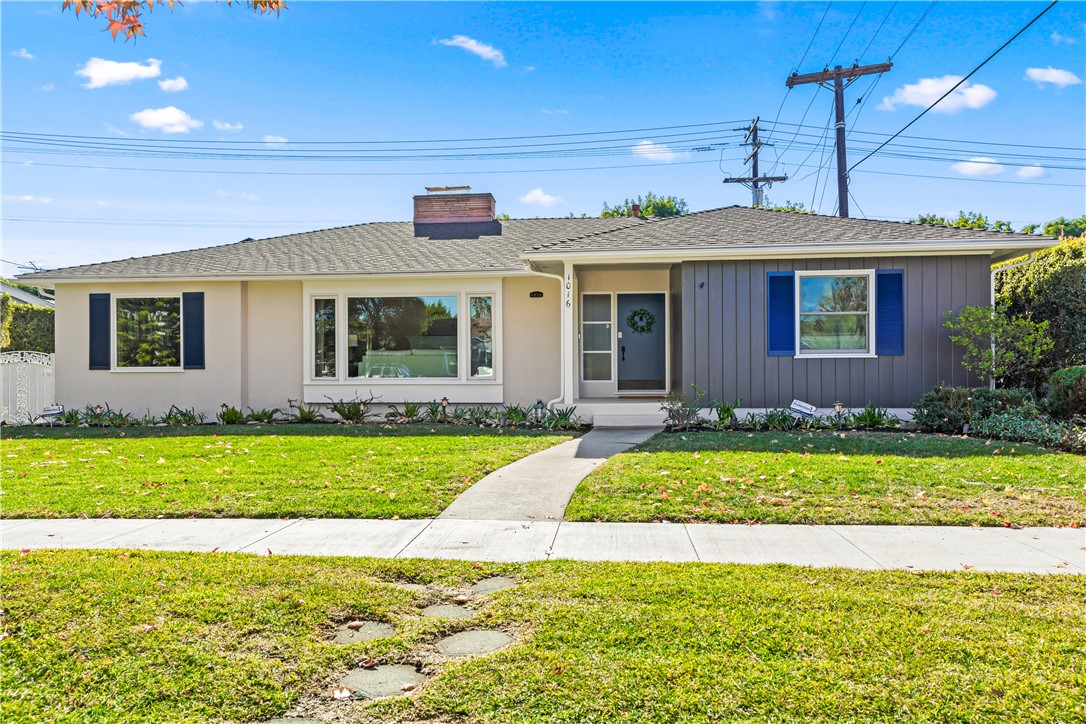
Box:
xmin=54 ymin=281 xmax=243 ymax=419
xmin=243 ymin=280 xmax=303 ymax=413
xmin=502 ymin=275 xmax=560 ymax=405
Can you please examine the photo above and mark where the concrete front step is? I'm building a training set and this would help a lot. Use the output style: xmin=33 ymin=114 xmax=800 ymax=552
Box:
xmin=592 ymin=412 xmax=668 ymax=427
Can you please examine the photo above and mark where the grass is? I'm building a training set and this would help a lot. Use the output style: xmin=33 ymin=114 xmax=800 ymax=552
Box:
xmin=566 ymin=430 xmax=1086 ymax=527
xmin=0 ymin=424 xmax=571 ymax=519
xmin=2 ymin=550 xmax=1083 ymax=723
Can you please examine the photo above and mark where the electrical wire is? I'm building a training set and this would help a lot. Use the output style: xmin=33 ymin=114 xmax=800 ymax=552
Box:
xmin=891 ymin=1 xmax=937 ymax=59
xmin=828 ymin=2 xmax=867 ymax=66
xmin=851 ymin=0 xmax=1059 ymax=172
xmin=857 ymin=2 xmax=896 ymax=62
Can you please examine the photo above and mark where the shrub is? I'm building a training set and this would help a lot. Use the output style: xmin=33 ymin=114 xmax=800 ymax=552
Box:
xmin=217 ymin=404 xmax=247 ymax=425
xmin=943 ymin=305 xmax=1053 ymax=387
xmin=971 ymin=411 xmax=1067 ymax=449
xmin=852 ymin=404 xmax=901 ymax=429
xmin=710 ymin=398 xmax=741 ymax=429
xmin=1045 ymin=366 xmax=1086 ymax=420
xmin=288 ymin=400 xmax=323 ymax=422
xmin=246 ymin=407 xmax=280 ymax=423
xmin=544 ymin=406 xmax=582 ymax=430
xmin=3 ymin=304 xmax=55 ymax=353
xmin=501 ymin=403 xmax=530 ymax=426
xmin=912 ymin=387 xmax=1034 ymax=434
xmin=163 ymin=405 xmax=205 ymax=426
xmin=661 ymin=386 xmax=705 ymax=430
xmin=0 ymin=294 xmax=10 ymax=349
xmin=997 ymin=237 xmax=1086 ymax=388
xmin=325 ymin=395 xmax=375 ymax=423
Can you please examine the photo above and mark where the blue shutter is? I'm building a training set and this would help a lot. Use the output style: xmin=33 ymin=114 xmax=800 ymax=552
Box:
xmin=89 ymin=293 xmax=110 ymax=370
xmin=875 ymin=270 xmax=905 ymax=356
xmin=766 ymin=272 xmax=796 ymax=356
xmin=182 ymin=292 xmax=205 ymax=369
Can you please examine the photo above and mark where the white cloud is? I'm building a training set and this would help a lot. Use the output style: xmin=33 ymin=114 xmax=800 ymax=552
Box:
xmin=212 ymin=120 xmax=244 ymax=131
xmin=216 ymin=190 xmax=259 ymax=201
xmin=263 ymin=135 xmax=288 ymax=147
xmin=76 ymin=57 xmax=161 ymax=89
xmin=437 ymin=35 xmax=507 ymax=68
xmin=3 ymin=195 xmax=52 ymax=204
xmin=1050 ymin=31 xmax=1078 ymax=45
xmin=632 ymin=139 xmax=684 ymax=163
xmin=130 ymin=106 xmax=203 ymax=134
xmin=879 ymin=75 xmax=997 ymax=113
xmin=158 ymin=76 xmax=188 ymax=92
xmin=541 ymin=108 xmax=570 ymax=115
xmin=1017 ymin=164 xmax=1046 ymax=179
xmin=1025 ymin=66 xmax=1083 ymax=89
xmin=40 ymin=84 xmax=55 ymax=92
xmin=951 ymin=157 xmax=1005 ymax=176
xmin=11 ymin=48 xmax=34 ymax=60
xmin=520 ymin=188 xmax=560 ymax=207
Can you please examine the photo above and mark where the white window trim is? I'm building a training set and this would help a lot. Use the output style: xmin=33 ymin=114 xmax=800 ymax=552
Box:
xmin=303 ymin=284 xmax=502 ymax=386
xmin=794 ymin=269 xmax=876 ymax=359
xmin=110 ymin=293 xmax=185 ymax=372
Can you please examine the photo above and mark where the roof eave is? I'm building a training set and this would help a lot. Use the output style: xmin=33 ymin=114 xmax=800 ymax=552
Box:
xmin=16 ymin=268 xmax=531 ymax=285
xmin=521 ymin=238 xmax=1057 ymax=263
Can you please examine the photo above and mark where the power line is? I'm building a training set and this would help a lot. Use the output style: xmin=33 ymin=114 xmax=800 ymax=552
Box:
xmin=857 ymin=2 xmax=896 ymax=61
xmin=891 ymin=1 xmax=937 ymax=59
xmin=828 ymin=2 xmax=867 ymax=66
xmin=850 ymin=0 xmax=1060 ymax=172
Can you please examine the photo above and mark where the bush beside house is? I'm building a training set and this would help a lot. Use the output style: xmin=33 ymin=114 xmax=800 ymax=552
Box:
xmin=0 ymin=292 xmax=55 ymax=353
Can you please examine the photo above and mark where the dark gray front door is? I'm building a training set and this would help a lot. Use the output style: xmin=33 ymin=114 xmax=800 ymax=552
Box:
xmin=616 ymin=293 xmax=666 ymax=392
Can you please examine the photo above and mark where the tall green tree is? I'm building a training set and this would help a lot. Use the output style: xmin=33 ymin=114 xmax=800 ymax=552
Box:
xmin=601 ymin=193 xmax=688 ymax=218
xmin=1020 ymin=216 xmax=1086 ymax=237
xmin=910 ymin=211 xmax=1014 ymax=232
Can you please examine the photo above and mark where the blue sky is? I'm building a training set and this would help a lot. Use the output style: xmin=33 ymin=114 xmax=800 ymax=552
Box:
xmin=2 ymin=0 xmax=1084 ymax=273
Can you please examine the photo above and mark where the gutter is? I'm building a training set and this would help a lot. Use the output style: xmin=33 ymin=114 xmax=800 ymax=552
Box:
xmin=525 ymin=261 xmax=567 ymax=409
xmin=988 ymin=252 xmax=1037 ymax=390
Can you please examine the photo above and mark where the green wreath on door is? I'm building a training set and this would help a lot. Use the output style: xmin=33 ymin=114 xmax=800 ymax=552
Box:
xmin=626 ymin=308 xmax=656 ymax=335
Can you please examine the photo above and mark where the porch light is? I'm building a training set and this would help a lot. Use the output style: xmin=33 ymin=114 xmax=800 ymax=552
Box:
xmin=94 ymin=405 xmax=103 ymax=415
xmin=833 ymin=401 xmax=843 ymax=414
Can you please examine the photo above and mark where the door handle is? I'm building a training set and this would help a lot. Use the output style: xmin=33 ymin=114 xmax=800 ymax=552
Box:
xmin=621 ymin=345 xmax=626 ymax=361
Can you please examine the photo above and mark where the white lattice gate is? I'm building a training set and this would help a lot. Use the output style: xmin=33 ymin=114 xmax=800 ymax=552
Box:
xmin=0 ymin=351 xmax=56 ymax=425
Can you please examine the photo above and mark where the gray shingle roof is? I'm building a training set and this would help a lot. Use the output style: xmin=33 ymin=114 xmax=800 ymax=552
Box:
xmin=20 ymin=206 xmax=1051 ymax=282
xmin=19 ymin=218 xmax=643 ymax=282
xmin=526 ymin=205 xmax=1048 ymax=254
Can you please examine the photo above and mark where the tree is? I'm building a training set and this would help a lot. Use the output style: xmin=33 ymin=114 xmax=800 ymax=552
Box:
xmin=1021 ymin=216 xmax=1086 ymax=238
xmin=757 ymin=198 xmax=811 ymax=213
xmin=910 ymin=211 xmax=1014 ymax=232
xmin=601 ymin=193 xmax=688 ymax=218
xmin=63 ymin=0 xmax=286 ymax=42
xmin=996 ymin=236 xmax=1086 ymax=388
xmin=944 ymin=305 xmax=1053 ymax=388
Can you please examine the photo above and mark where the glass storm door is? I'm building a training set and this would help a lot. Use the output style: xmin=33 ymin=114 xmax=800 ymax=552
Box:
xmin=616 ymin=293 xmax=666 ymax=392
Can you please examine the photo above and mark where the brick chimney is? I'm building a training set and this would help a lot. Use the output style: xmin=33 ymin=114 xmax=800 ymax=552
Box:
xmin=414 ymin=186 xmax=496 ymax=224
xmin=631 ymin=203 xmax=641 ymax=217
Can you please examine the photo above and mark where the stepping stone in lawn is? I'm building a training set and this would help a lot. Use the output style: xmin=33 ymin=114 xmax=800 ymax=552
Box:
xmin=471 ymin=577 xmax=517 ymax=595
xmin=421 ymin=604 xmax=474 ymax=620
xmin=339 ymin=664 xmax=429 ymax=699
xmin=332 ymin=620 xmax=396 ymax=644
xmin=436 ymin=630 xmax=514 ymax=658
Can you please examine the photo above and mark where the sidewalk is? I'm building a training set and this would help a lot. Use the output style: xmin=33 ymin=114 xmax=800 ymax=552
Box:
xmin=3 ymin=517 xmax=1082 ymax=574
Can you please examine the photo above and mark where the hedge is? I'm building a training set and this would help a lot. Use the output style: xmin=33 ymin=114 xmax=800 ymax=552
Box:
xmin=0 ymin=298 xmax=55 ymax=353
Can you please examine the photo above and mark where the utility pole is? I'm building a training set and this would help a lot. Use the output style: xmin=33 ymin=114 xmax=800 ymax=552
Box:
xmin=785 ymin=61 xmax=892 ymax=217
xmin=722 ymin=117 xmax=787 ymax=207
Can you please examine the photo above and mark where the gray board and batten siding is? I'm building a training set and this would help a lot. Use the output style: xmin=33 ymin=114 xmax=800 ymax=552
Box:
xmin=678 ymin=255 xmax=989 ymax=409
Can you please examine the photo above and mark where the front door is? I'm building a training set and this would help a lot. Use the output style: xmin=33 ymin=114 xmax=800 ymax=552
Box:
xmin=616 ymin=293 xmax=667 ymax=393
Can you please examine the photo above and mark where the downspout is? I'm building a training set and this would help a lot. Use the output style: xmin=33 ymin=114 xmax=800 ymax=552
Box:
xmin=526 ymin=262 xmax=568 ymax=409
xmin=989 ymin=252 xmax=1036 ymax=390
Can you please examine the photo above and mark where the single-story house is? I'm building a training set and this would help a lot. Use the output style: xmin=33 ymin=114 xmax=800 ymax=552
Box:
xmin=19 ymin=188 xmax=1052 ymax=424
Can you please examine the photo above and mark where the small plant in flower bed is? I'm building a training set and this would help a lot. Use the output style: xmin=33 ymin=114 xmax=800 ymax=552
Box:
xmin=287 ymin=400 xmax=323 ymax=423
xmin=711 ymin=398 xmax=742 ymax=429
xmin=971 ymin=408 xmax=1068 ymax=449
xmin=246 ymin=407 xmax=280 ymax=423
xmin=500 ymin=403 xmax=531 ymax=427
xmin=325 ymin=394 xmax=376 ymax=423
xmin=216 ymin=404 xmax=247 ymax=425
xmin=852 ymin=403 xmax=901 ymax=429
xmin=162 ymin=404 xmax=205 ymax=426
xmin=544 ymin=406 xmax=583 ymax=430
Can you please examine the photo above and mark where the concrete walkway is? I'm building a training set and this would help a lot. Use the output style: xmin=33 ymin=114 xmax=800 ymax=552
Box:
xmin=3 ymin=518 xmax=1082 ymax=574
xmin=439 ymin=427 xmax=659 ymax=520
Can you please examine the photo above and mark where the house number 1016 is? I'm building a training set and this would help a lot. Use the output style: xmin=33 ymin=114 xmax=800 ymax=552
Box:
xmin=565 ymin=272 xmax=572 ymax=308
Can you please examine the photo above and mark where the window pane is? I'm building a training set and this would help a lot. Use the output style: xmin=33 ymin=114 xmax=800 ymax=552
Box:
xmin=313 ymin=298 xmax=336 ymax=378
xmin=799 ymin=314 xmax=868 ymax=352
xmin=470 ymin=296 xmax=493 ymax=378
xmin=582 ymin=323 xmax=611 ymax=352
xmin=582 ymin=294 xmax=611 ymax=322
xmin=583 ymin=352 xmax=612 ymax=380
xmin=800 ymin=276 xmax=868 ymax=313
xmin=346 ymin=296 xmax=458 ymax=378
xmin=116 ymin=297 xmax=181 ymax=368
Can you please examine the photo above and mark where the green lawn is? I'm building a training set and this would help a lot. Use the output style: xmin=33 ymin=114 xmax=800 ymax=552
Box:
xmin=566 ymin=431 xmax=1086 ymax=527
xmin=2 ymin=550 xmax=1083 ymax=723
xmin=0 ymin=425 xmax=570 ymax=519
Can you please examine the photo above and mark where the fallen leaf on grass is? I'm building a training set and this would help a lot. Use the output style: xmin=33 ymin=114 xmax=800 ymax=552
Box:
xmin=359 ymin=658 xmax=377 ymax=669
xmin=452 ymin=594 xmax=471 ymax=604
xmin=346 ymin=620 xmax=365 ymax=631
xmin=331 ymin=684 xmax=354 ymax=700
xmin=140 ymin=623 xmax=158 ymax=633
xmin=961 ymin=563 xmax=975 ymax=570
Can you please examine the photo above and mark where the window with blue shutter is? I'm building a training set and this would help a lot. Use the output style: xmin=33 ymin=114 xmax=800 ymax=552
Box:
xmin=182 ymin=292 xmax=205 ymax=369
xmin=766 ymin=272 xmax=796 ymax=356
xmin=88 ymin=293 xmax=111 ymax=370
xmin=875 ymin=270 xmax=905 ymax=356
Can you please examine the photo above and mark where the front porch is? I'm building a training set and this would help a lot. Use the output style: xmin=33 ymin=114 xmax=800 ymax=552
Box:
xmin=574 ymin=397 xmax=668 ymax=427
